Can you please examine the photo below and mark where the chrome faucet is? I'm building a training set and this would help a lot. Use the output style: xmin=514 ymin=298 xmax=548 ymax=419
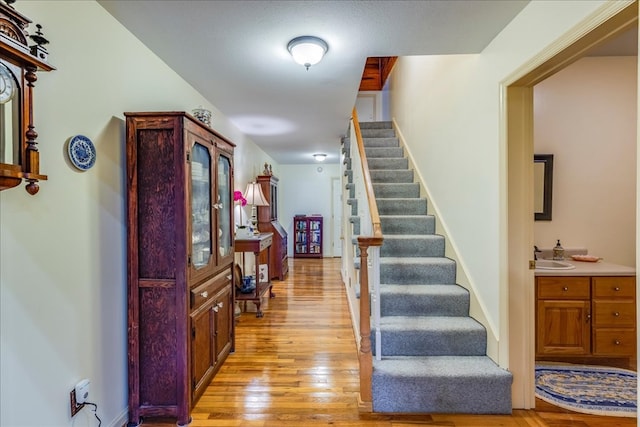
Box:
xmin=534 ymin=245 xmax=542 ymax=260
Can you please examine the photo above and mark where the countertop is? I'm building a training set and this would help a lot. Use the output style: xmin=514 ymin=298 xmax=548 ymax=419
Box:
xmin=535 ymin=258 xmax=635 ymax=276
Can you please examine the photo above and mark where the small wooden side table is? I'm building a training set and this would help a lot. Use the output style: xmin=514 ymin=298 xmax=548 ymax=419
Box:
xmin=234 ymin=232 xmax=274 ymax=317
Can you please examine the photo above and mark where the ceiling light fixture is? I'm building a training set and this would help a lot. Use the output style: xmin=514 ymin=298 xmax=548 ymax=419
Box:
xmin=287 ymin=36 xmax=328 ymax=70
xmin=313 ymin=153 xmax=327 ymax=162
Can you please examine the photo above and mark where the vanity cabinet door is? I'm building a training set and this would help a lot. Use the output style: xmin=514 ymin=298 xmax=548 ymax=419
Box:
xmin=536 ymin=299 xmax=591 ymax=356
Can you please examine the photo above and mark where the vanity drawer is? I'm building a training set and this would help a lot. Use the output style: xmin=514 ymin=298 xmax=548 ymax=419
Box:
xmin=191 ymin=268 xmax=232 ymax=311
xmin=593 ymin=329 xmax=636 ymax=356
xmin=592 ymin=276 xmax=635 ymax=298
xmin=537 ymin=277 xmax=590 ymax=299
xmin=593 ymin=300 xmax=635 ymax=327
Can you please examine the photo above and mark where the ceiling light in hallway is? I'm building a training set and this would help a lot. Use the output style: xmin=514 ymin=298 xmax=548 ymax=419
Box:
xmin=287 ymin=36 xmax=328 ymax=70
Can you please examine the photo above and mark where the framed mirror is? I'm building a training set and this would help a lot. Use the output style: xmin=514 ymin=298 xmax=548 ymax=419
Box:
xmin=534 ymin=154 xmax=553 ymax=221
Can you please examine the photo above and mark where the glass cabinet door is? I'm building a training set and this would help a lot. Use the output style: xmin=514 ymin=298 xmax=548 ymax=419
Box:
xmin=190 ymin=142 xmax=212 ymax=270
xmin=216 ymin=153 xmax=232 ymax=262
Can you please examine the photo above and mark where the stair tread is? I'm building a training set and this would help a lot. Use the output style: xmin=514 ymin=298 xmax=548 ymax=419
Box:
xmin=382 ymin=235 xmax=443 ymax=240
xmin=380 ymin=283 xmax=468 ymax=294
xmin=373 ymin=355 xmax=511 ymax=378
xmin=380 ymin=257 xmax=454 ymax=264
xmin=380 ymin=214 xmax=434 ymax=218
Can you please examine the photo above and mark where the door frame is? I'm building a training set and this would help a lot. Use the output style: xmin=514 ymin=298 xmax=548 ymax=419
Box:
xmin=331 ymin=176 xmax=343 ymax=257
xmin=504 ymin=1 xmax=638 ymax=408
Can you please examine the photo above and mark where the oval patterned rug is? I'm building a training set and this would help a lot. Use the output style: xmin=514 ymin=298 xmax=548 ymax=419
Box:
xmin=535 ymin=363 xmax=637 ymax=417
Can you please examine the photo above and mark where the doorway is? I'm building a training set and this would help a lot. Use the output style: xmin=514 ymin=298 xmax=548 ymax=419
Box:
xmin=505 ymin=1 xmax=638 ymax=409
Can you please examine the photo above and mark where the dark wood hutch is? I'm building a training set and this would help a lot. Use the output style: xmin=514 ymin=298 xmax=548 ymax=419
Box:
xmin=125 ymin=112 xmax=235 ymax=426
xmin=256 ymin=174 xmax=288 ymax=280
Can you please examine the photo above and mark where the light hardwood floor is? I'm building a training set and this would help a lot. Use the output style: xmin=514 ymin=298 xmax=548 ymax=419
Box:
xmin=141 ymin=258 xmax=636 ymax=427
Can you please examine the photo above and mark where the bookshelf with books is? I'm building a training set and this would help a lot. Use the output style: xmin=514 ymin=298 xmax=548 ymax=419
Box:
xmin=293 ymin=215 xmax=322 ymax=258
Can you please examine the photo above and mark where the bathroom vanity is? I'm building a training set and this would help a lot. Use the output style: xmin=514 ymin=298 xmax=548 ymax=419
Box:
xmin=535 ymin=260 xmax=636 ymax=367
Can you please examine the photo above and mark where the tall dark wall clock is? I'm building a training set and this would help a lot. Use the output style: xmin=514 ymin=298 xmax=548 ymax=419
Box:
xmin=0 ymin=0 xmax=55 ymax=194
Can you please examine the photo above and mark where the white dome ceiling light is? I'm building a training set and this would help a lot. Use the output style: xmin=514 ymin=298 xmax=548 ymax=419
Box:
xmin=287 ymin=36 xmax=328 ymax=70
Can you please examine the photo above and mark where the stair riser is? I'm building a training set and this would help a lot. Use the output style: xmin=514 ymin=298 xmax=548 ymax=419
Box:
xmin=372 ymin=375 xmax=512 ymax=414
xmin=361 ymin=129 xmax=395 ymax=138
xmin=345 ymin=184 xmax=355 ymax=198
xmin=372 ymin=329 xmax=486 ymax=356
xmin=380 ymin=262 xmax=455 ymax=284
xmin=370 ymin=170 xmax=414 ymax=183
xmin=359 ymin=121 xmax=392 ymax=130
xmin=349 ymin=217 xmax=360 ymax=235
xmin=366 ymin=147 xmax=404 ymax=158
xmin=377 ymin=199 xmax=427 ymax=215
xmin=374 ymin=183 xmax=420 ymax=199
xmin=363 ymin=137 xmax=399 ymax=148
xmin=380 ymin=238 xmax=445 ymax=257
xmin=347 ymin=200 xmax=357 ymax=216
xmin=380 ymin=216 xmax=436 ymax=235
xmin=368 ymin=158 xmax=408 ymax=170
xmin=380 ymin=294 xmax=469 ymax=317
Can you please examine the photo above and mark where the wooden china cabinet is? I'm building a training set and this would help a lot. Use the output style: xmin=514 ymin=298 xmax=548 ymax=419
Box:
xmin=125 ymin=112 xmax=235 ymax=426
xmin=256 ymin=174 xmax=288 ymax=280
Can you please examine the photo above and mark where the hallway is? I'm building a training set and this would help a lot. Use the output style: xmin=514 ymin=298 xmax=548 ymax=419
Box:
xmin=143 ymin=258 xmax=634 ymax=426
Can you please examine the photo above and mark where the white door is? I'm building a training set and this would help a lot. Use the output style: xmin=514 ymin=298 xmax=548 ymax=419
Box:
xmin=355 ymin=95 xmax=375 ymax=121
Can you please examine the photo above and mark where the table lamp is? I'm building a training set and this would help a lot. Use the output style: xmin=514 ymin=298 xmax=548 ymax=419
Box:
xmin=242 ymin=181 xmax=269 ymax=235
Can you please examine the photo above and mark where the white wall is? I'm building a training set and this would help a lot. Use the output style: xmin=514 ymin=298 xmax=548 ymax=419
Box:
xmin=534 ymin=56 xmax=637 ymax=266
xmin=0 ymin=2 xmax=273 ymax=426
xmin=388 ymin=0 xmax=608 ymax=341
xmin=279 ymin=164 xmax=340 ymax=257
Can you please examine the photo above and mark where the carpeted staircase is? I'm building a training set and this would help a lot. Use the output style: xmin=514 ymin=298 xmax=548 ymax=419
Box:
xmin=343 ymin=121 xmax=512 ymax=414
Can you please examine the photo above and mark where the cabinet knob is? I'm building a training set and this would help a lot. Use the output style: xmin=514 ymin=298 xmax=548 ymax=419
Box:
xmin=227 ymin=275 xmax=232 ymax=280
xmin=615 ymin=340 xmax=621 ymax=345
xmin=613 ymin=311 xmax=620 ymax=317
xmin=213 ymin=305 xmax=219 ymax=313
xmin=200 ymin=291 xmax=208 ymax=298
xmin=562 ymin=286 xmax=568 ymax=291
xmin=614 ymin=287 xmax=620 ymax=291
xmin=217 ymin=302 xmax=224 ymax=308
xmin=586 ymin=313 xmax=591 ymax=322
xmin=212 ymin=203 xmax=221 ymax=209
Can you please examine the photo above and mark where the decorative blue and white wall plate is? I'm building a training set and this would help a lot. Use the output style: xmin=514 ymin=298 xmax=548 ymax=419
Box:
xmin=68 ymin=135 xmax=96 ymax=170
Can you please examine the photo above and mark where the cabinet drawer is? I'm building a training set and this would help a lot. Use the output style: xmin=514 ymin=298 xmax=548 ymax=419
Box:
xmin=593 ymin=329 xmax=636 ymax=356
xmin=537 ymin=277 xmax=590 ymax=299
xmin=593 ymin=300 xmax=635 ymax=327
xmin=592 ymin=276 xmax=635 ymax=298
xmin=191 ymin=268 xmax=232 ymax=311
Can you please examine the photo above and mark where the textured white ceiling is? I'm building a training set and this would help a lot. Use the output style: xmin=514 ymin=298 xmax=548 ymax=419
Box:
xmin=98 ymin=0 xmax=530 ymax=164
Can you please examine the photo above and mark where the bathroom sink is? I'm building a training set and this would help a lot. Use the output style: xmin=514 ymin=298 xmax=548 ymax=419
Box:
xmin=535 ymin=259 xmax=576 ymax=270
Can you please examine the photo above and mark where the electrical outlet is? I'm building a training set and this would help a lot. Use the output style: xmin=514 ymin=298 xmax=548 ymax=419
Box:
xmin=75 ymin=379 xmax=90 ymax=404
xmin=69 ymin=388 xmax=85 ymax=417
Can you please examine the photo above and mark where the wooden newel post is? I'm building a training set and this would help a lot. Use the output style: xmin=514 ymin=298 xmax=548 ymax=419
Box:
xmin=357 ymin=240 xmax=373 ymax=409
xmin=356 ymin=235 xmax=383 ymax=411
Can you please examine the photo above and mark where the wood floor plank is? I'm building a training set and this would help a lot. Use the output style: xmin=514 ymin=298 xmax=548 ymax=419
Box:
xmin=138 ymin=258 xmax=636 ymax=427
